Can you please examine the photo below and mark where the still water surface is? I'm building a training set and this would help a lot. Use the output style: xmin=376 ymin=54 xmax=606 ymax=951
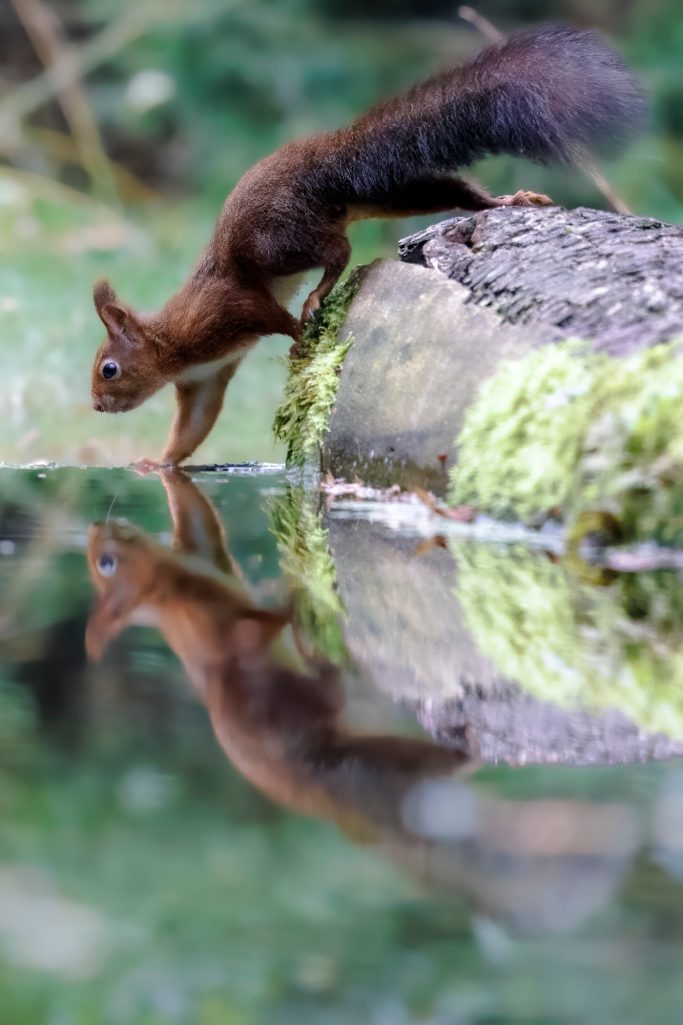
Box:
xmin=2 ymin=465 xmax=683 ymax=1025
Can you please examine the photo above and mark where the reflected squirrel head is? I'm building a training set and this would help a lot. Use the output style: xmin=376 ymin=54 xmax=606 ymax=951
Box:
xmin=86 ymin=517 xmax=291 ymax=665
xmin=87 ymin=519 xmax=157 ymax=591
xmin=91 ymin=280 xmax=166 ymax=413
xmin=86 ymin=520 xmax=163 ymax=659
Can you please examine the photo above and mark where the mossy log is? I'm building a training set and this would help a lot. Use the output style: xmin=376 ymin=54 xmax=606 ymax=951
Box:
xmin=272 ymin=484 xmax=683 ymax=764
xmin=275 ymin=206 xmax=683 ymax=540
xmin=326 ymin=515 xmax=683 ymax=765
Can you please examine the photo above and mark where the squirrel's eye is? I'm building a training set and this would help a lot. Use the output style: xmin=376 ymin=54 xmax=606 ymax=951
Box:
xmin=101 ymin=361 xmax=119 ymax=380
xmin=97 ymin=553 xmax=117 ymax=576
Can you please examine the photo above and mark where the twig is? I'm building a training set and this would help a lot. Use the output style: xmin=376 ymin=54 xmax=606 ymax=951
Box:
xmin=0 ymin=1 xmax=245 ymax=129
xmin=22 ymin=127 xmax=157 ymax=203
xmin=583 ymin=162 xmax=632 ymax=216
xmin=8 ymin=0 xmax=117 ymax=199
xmin=0 ymin=9 xmax=147 ymax=138
xmin=458 ymin=6 xmax=503 ymax=43
xmin=414 ymin=487 xmax=476 ymax=521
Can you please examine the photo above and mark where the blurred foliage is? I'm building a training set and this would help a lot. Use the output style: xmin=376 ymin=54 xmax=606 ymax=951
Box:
xmin=0 ymin=0 xmax=674 ymax=214
xmin=4 ymin=662 xmax=680 ymax=1025
xmin=0 ymin=0 xmax=681 ymax=464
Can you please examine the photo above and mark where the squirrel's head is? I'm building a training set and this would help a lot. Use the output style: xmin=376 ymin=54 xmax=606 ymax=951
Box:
xmin=87 ymin=520 xmax=159 ymax=597
xmin=85 ymin=518 xmax=283 ymax=667
xmin=91 ymin=280 xmax=165 ymax=413
xmin=86 ymin=520 xmax=164 ymax=659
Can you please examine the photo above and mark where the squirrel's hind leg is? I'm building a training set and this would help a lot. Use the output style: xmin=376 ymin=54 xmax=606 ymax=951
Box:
xmin=442 ymin=178 xmax=554 ymax=210
xmin=352 ymin=176 xmax=553 ymax=216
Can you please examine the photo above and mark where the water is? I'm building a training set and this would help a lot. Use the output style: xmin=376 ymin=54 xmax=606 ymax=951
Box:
xmin=2 ymin=465 xmax=683 ymax=1025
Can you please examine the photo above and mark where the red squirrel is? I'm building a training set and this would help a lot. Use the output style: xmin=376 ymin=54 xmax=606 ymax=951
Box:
xmin=91 ymin=24 xmax=645 ymax=466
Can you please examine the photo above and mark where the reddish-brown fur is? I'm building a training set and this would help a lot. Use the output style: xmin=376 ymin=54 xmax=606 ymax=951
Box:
xmin=90 ymin=24 xmax=644 ymax=465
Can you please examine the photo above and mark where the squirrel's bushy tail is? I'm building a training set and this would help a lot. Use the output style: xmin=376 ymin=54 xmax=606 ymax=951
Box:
xmin=337 ymin=23 xmax=646 ymax=199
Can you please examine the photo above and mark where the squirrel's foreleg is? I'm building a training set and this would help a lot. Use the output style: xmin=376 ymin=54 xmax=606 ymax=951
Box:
xmin=159 ymin=468 xmax=236 ymax=575
xmin=161 ymin=363 xmax=238 ymax=466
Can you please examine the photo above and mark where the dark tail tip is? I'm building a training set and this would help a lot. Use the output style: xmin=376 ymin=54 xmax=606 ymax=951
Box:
xmin=475 ymin=23 xmax=648 ymax=165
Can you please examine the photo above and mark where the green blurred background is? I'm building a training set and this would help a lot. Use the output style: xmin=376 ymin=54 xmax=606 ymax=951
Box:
xmin=0 ymin=0 xmax=682 ymax=465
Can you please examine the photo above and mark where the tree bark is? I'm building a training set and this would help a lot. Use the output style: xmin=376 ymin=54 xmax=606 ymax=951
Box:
xmin=399 ymin=206 xmax=683 ymax=356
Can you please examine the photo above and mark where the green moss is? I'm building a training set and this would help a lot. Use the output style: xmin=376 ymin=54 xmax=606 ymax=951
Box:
xmin=453 ymin=540 xmax=683 ymax=738
xmin=449 ymin=339 xmax=683 ymax=544
xmin=272 ymin=271 xmax=362 ymax=468
xmin=269 ymin=485 xmax=348 ymax=663
xmin=450 ymin=341 xmax=594 ymax=520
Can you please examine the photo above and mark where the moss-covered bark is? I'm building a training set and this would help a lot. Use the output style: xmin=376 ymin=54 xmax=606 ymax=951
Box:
xmin=272 ymin=208 xmax=683 ymax=547
xmin=269 ymin=485 xmax=348 ymax=663
xmin=272 ymin=272 xmax=363 ymax=468
xmin=449 ymin=339 xmax=683 ymax=544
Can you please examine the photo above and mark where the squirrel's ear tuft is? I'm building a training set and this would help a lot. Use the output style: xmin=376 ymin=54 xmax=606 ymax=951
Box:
xmin=93 ymin=279 xmax=117 ymax=313
xmin=93 ymin=279 xmax=132 ymax=335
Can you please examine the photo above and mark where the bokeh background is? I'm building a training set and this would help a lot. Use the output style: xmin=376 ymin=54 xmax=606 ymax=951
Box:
xmin=0 ymin=0 xmax=682 ymax=465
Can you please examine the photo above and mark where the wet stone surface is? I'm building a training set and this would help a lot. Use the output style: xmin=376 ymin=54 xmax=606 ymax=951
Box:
xmin=323 ymin=260 xmax=542 ymax=489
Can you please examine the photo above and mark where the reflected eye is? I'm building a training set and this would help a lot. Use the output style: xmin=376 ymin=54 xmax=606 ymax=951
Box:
xmin=97 ymin=553 xmax=117 ymax=576
xmin=101 ymin=361 xmax=119 ymax=380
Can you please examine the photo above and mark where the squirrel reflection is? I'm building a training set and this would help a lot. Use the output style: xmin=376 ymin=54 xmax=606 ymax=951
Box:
xmin=85 ymin=472 xmax=637 ymax=933
xmin=86 ymin=470 xmax=466 ymax=834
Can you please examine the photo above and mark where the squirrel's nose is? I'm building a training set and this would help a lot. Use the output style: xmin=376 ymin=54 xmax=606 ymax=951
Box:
xmin=92 ymin=399 xmax=104 ymax=412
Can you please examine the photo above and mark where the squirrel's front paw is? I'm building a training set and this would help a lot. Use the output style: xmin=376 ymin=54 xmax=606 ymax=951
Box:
xmin=498 ymin=189 xmax=554 ymax=208
xmin=132 ymin=457 xmax=164 ymax=476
